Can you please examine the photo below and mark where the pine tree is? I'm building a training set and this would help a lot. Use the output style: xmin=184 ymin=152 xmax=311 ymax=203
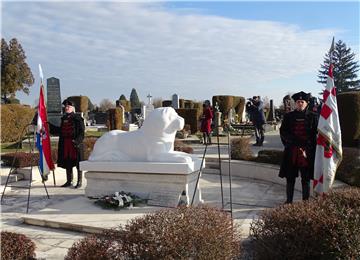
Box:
xmin=318 ymin=40 xmax=360 ymax=93
xmin=119 ymin=94 xmax=127 ymax=101
xmin=130 ymin=88 xmax=141 ymax=109
xmin=1 ymin=38 xmax=34 ymax=103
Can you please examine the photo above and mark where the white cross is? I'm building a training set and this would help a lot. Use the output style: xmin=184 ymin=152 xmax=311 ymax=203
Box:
xmin=147 ymin=94 xmax=152 ymax=105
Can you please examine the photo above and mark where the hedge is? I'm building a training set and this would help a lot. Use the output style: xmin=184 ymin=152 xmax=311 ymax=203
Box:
xmin=336 ymin=147 xmax=360 ymax=187
xmin=1 ymin=149 xmax=58 ymax=168
xmin=1 ymin=231 xmax=36 ymax=260
xmin=118 ymin=99 xmax=131 ymax=112
xmin=1 ymin=104 xmax=35 ymax=143
xmin=337 ymin=91 xmax=360 ymax=147
xmin=212 ymin=95 xmax=245 ymax=123
xmin=66 ymin=205 xmax=242 ymax=259
xmin=250 ymin=187 xmax=360 ymax=259
xmin=107 ymin=108 xmax=124 ymax=130
xmin=176 ymin=108 xmax=202 ymax=133
xmin=67 ymin=95 xmax=89 ymax=112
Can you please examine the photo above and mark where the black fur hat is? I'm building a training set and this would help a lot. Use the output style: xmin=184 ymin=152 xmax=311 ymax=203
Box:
xmin=62 ymin=99 xmax=74 ymax=106
xmin=291 ymin=91 xmax=310 ymax=102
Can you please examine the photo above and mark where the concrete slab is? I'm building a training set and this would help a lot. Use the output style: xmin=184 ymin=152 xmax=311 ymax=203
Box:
xmin=23 ymin=196 xmax=162 ymax=233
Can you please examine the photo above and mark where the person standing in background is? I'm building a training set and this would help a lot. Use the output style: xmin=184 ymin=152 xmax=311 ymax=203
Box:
xmin=200 ymin=100 xmax=213 ymax=145
xmin=249 ymin=96 xmax=266 ymax=146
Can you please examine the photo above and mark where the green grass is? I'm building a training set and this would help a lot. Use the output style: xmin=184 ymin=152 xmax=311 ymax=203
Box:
xmin=1 ymin=140 xmax=58 ymax=154
xmin=85 ymin=130 xmax=105 ymax=138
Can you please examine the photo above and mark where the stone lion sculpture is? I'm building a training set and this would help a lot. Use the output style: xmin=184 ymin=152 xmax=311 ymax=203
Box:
xmin=88 ymin=107 xmax=194 ymax=163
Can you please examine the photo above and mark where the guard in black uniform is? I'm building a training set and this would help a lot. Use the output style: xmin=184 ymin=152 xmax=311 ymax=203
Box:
xmin=279 ymin=91 xmax=318 ymax=203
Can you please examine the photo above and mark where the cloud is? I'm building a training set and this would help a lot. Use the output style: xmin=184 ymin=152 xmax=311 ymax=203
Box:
xmin=2 ymin=2 xmax=338 ymax=105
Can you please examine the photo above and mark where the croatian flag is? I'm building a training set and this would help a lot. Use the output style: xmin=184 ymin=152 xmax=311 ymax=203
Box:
xmin=36 ymin=69 xmax=55 ymax=179
xmin=313 ymin=61 xmax=343 ymax=194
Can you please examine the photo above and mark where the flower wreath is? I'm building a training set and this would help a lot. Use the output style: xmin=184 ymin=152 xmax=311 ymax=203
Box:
xmin=94 ymin=191 xmax=147 ymax=210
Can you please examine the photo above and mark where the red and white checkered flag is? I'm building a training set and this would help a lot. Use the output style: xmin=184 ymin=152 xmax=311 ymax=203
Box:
xmin=313 ymin=59 xmax=342 ymax=194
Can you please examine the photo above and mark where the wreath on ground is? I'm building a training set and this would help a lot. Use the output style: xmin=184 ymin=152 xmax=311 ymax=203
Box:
xmin=93 ymin=191 xmax=147 ymax=210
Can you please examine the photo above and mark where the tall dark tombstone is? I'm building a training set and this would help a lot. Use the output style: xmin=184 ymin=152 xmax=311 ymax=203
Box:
xmin=47 ymin=77 xmax=62 ymax=127
xmin=268 ymin=99 xmax=276 ymax=122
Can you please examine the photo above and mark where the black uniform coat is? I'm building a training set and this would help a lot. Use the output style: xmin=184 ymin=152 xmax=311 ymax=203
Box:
xmin=279 ymin=108 xmax=318 ymax=179
xmin=49 ymin=112 xmax=85 ymax=169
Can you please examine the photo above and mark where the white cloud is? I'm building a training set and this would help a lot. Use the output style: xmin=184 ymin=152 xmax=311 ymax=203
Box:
xmin=2 ymin=2 xmax=340 ymax=106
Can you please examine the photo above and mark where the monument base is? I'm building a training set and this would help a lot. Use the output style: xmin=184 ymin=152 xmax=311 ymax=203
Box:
xmin=80 ymin=160 xmax=204 ymax=207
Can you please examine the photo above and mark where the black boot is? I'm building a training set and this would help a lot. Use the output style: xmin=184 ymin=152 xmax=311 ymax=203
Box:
xmin=61 ymin=169 xmax=73 ymax=187
xmin=285 ymin=179 xmax=295 ymax=204
xmin=302 ymin=180 xmax=310 ymax=200
xmin=75 ymin=171 xmax=82 ymax=189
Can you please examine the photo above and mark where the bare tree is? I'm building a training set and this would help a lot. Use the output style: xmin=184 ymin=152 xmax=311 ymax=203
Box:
xmin=99 ymin=98 xmax=115 ymax=112
xmin=152 ymin=97 xmax=163 ymax=108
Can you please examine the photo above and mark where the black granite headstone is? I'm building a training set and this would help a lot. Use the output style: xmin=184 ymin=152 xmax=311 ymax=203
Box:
xmin=47 ymin=77 xmax=62 ymax=127
xmin=47 ymin=77 xmax=62 ymax=113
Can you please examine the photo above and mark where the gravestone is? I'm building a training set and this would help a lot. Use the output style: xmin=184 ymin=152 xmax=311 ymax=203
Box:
xmin=46 ymin=77 xmax=62 ymax=127
xmin=172 ymin=94 xmax=179 ymax=109
xmin=142 ymin=94 xmax=154 ymax=120
xmin=94 ymin=112 xmax=107 ymax=125
xmin=268 ymin=99 xmax=276 ymax=122
xmin=213 ymin=102 xmax=223 ymax=135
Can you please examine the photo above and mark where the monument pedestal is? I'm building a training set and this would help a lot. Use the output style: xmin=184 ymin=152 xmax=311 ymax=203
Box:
xmin=80 ymin=160 xmax=204 ymax=207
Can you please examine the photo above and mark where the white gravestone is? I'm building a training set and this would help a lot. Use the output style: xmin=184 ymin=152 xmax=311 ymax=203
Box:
xmin=81 ymin=107 xmax=204 ymax=207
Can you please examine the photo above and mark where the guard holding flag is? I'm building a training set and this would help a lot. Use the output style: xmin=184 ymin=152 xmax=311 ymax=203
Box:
xmin=279 ymin=91 xmax=318 ymax=203
xmin=49 ymin=99 xmax=85 ymax=188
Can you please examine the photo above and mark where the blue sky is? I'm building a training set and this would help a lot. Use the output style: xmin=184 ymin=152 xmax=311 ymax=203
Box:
xmin=2 ymin=1 xmax=359 ymax=107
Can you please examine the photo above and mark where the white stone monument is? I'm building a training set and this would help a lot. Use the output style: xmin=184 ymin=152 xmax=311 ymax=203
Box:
xmin=81 ymin=107 xmax=204 ymax=207
xmin=141 ymin=93 xmax=155 ymax=120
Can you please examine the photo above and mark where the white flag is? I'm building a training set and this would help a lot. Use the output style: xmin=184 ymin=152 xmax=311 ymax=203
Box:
xmin=313 ymin=63 xmax=342 ymax=193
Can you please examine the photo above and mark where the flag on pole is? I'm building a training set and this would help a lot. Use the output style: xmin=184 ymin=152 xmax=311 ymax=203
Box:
xmin=313 ymin=42 xmax=342 ymax=193
xmin=36 ymin=65 xmax=54 ymax=180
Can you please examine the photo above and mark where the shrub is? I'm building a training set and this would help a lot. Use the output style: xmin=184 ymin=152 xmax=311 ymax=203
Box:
xmin=1 ymin=149 xmax=58 ymax=168
xmin=336 ymin=147 xmax=360 ymax=187
xmin=66 ymin=206 xmax=242 ymax=260
xmin=253 ymin=149 xmax=283 ymax=165
xmin=231 ymin=137 xmax=255 ymax=160
xmin=65 ymin=232 xmax=119 ymax=260
xmin=1 ymin=104 xmax=35 ymax=143
xmin=118 ymin=99 xmax=131 ymax=112
xmin=1 ymin=231 xmax=36 ymax=260
xmin=212 ymin=95 xmax=245 ymax=123
xmin=337 ymin=91 xmax=360 ymax=147
xmin=250 ymin=187 xmax=360 ymax=259
xmin=67 ymin=95 xmax=89 ymax=112
xmin=233 ymin=96 xmax=246 ymax=123
xmin=108 ymin=108 xmax=124 ymax=130
xmin=176 ymin=108 xmax=202 ymax=133
xmin=83 ymin=137 xmax=98 ymax=160
xmin=116 ymin=205 xmax=242 ymax=259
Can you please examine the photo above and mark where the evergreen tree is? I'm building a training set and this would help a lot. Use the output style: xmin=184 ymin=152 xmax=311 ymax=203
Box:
xmin=119 ymin=94 xmax=127 ymax=101
xmin=1 ymin=38 xmax=34 ymax=103
xmin=130 ymin=88 xmax=141 ymax=108
xmin=318 ymin=40 xmax=360 ymax=93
